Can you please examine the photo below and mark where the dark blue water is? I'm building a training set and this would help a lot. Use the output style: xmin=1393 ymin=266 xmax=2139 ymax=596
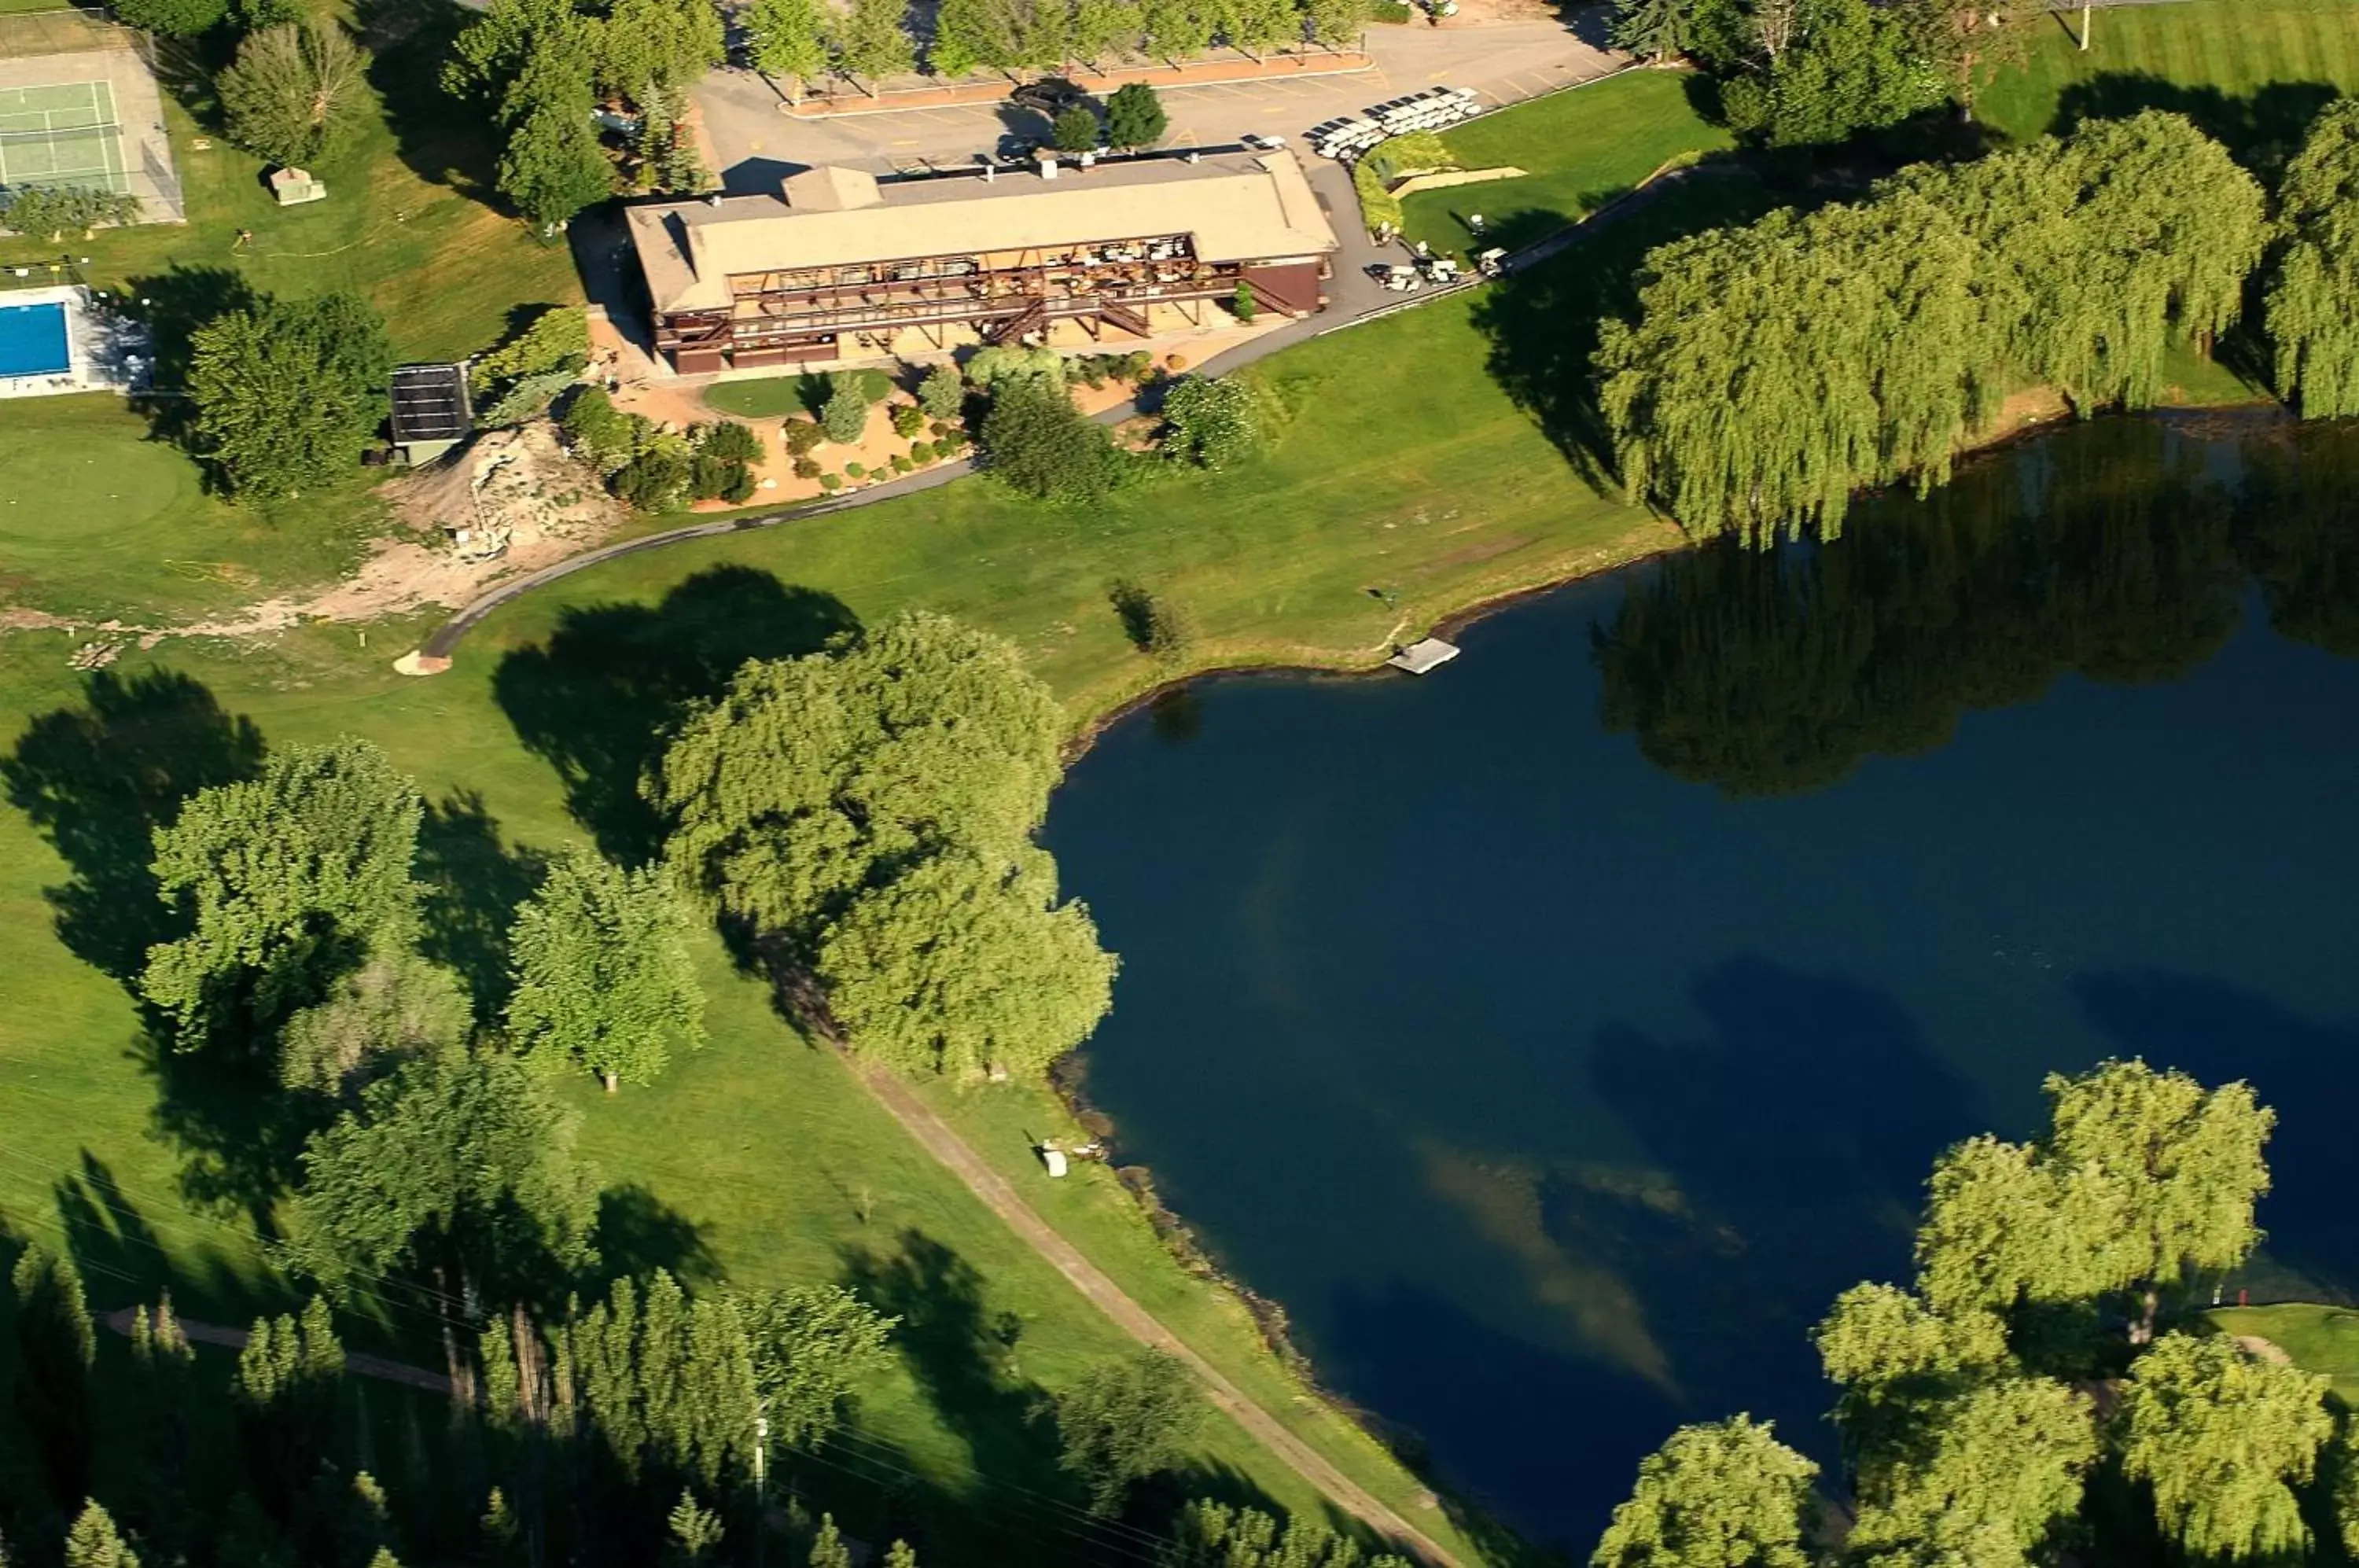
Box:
xmin=1043 ymin=414 xmax=2359 ymax=1551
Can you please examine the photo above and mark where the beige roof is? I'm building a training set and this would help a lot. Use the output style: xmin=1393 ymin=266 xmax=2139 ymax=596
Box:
xmin=629 ymin=149 xmax=1338 ymax=314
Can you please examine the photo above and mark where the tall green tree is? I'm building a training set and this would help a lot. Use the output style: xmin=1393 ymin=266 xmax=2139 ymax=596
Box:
xmin=63 ymin=1504 xmax=138 ymax=1568
xmin=112 ymin=0 xmax=224 ymax=35
xmin=1591 ymin=1416 xmax=1817 ymax=1568
xmin=506 ymin=848 xmax=705 ymax=1091
xmin=288 ymin=1040 xmax=598 ymax=1342
xmin=808 ymin=1515 xmax=852 ymax=1568
xmin=981 ymin=374 xmax=1129 ymax=502
xmin=142 ymin=738 xmax=421 ymax=1044
xmin=497 ymin=47 xmax=614 ymax=235
xmin=1143 ymin=0 xmax=1220 ymax=54
xmin=1610 ymin=0 xmax=1701 ymax=62
xmin=830 ymin=0 xmax=915 ymax=81
xmin=12 ymin=1246 xmax=95 ymax=1510
xmin=1165 ymin=1500 xmax=1411 ymax=1567
xmin=1103 ymin=79 xmax=1166 ymax=145
xmin=567 ymin=1272 xmax=757 ymax=1489
xmin=2044 ymin=1059 xmax=2273 ymax=1339
xmin=1054 ymin=1350 xmax=1202 ymax=1515
xmin=1718 ymin=0 xmax=1942 ymax=147
xmin=217 ymin=19 xmax=372 ymax=168
xmin=234 ymin=1297 xmax=345 ymax=1514
xmin=1813 ymin=1281 xmax=2011 ymax=1468
xmin=741 ymin=1284 xmax=898 ymax=1447
xmin=744 ymin=0 xmax=829 ymax=94
xmin=278 ymin=947 xmax=472 ymax=1099
xmin=445 ymin=0 xmax=596 ymax=103
xmin=657 ymin=611 xmax=1068 ymax=947
xmin=1913 ymin=1134 xmax=2107 ymax=1317
xmin=2116 ymin=1333 xmax=2332 ymax=1563
xmin=2266 ymin=99 xmax=2359 ymax=418
xmin=815 ymin=847 xmax=1116 ymax=1080
xmin=186 ymin=292 xmax=394 ymax=499
xmin=595 ymin=0 xmax=724 ymax=102
xmin=1845 ymin=1377 xmax=2096 ymax=1568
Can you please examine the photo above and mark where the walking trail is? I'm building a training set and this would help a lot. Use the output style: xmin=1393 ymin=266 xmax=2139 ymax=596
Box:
xmin=100 ymin=1306 xmax=456 ymax=1395
xmin=847 ymin=1059 xmax=1463 ymax=1566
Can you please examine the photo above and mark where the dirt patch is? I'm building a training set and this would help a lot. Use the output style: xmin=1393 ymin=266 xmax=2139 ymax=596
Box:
xmin=2233 ymin=1334 xmax=2294 ymax=1365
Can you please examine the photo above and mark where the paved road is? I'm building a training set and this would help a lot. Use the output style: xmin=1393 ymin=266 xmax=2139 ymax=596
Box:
xmin=100 ymin=1307 xmax=458 ymax=1395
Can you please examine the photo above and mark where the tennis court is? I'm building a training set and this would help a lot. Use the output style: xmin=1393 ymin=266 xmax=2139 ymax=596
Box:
xmin=0 ymin=77 xmax=126 ymax=193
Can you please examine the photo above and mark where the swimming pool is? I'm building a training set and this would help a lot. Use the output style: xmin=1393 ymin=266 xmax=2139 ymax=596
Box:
xmin=0 ymin=300 xmax=72 ymax=378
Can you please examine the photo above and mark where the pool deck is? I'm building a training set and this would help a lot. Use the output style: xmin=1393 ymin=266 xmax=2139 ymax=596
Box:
xmin=0 ymin=282 xmax=149 ymax=398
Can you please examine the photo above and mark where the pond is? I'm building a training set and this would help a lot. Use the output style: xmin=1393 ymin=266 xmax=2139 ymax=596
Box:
xmin=1041 ymin=413 xmax=2359 ymax=1551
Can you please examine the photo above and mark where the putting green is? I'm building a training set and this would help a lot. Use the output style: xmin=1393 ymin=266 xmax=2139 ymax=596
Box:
xmin=0 ymin=428 xmax=190 ymax=543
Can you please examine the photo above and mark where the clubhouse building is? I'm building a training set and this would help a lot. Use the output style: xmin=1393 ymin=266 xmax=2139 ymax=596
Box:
xmin=624 ymin=148 xmax=1341 ymax=376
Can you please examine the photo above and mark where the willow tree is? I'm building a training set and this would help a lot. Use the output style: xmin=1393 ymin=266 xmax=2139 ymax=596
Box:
xmin=1814 ymin=1281 xmax=2011 ymax=1468
xmin=1846 ymin=1377 xmax=2097 ymax=1568
xmin=506 ymin=848 xmax=705 ymax=1091
xmin=2116 ymin=1334 xmax=2331 ymax=1563
xmin=2266 ymin=100 xmax=2359 ymax=418
xmin=1592 ymin=1416 xmax=1818 ymax=1568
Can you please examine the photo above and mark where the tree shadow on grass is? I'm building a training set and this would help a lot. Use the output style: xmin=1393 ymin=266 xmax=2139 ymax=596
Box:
xmin=840 ymin=1230 xmax=1075 ymax=1506
xmin=1468 ymin=167 xmax=1782 ymax=493
xmin=2 ymin=668 xmax=267 ymax=988
xmin=353 ymin=0 xmax=505 ymax=200
xmin=492 ymin=566 xmax=859 ymax=865
xmin=124 ymin=265 xmax=262 ymax=448
xmin=416 ymin=790 xmax=547 ymax=1022
xmin=590 ymin=1183 xmax=719 ymax=1294
xmin=2052 ymin=74 xmax=2339 ymax=179
xmin=139 ymin=1027 xmax=326 ymax=1236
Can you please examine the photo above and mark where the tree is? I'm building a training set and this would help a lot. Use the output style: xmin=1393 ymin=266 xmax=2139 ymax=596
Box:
xmin=113 ymin=0 xmax=225 ymax=33
xmin=186 ymin=291 xmax=393 ymax=499
xmin=567 ymin=1272 xmax=757 ymax=1488
xmin=1221 ymin=0 xmax=1296 ymax=50
xmin=885 ymin=1544 xmax=918 ymax=1568
xmin=2116 ymin=1334 xmax=2332 ymax=1563
xmin=1846 ymin=1377 xmax=2096 ymax=1568
xmin=63 ymin=1504 xmax=137 ymax=1568
xmin=2044 ymin=1059 xmax=2273 ymax=1339
xmin=981 ymin=375 xmax=1128 ymax=502
xmin=1592 ymin=1416 xmax=1817 ymax=1568
xmin=506 ymin=848 xmax=705 ymax=1091
xmin=816 ymin=847 xmax=1117 ymax=1080
xmin=1073 ymin=0 xmax=1146 ymax=65
xmin=666 ymin=1492 xmax=725 ymax=1565
xmin=217 ymin=19 xmax=371 ymax=168
xmin=1610 ymin=0 xmax=1701 ymax=61
xmin=1054 ymin=1350 xmax=1202 ymax=1515
xmin=1165 ymin=1501 xmax=1411 ymax=1567
xmin=13 ymin=1246 xmax=95 ymax=1509
xmin=1913 ymin=1135 xmax=2100 ymax=1316
xmin=2266 ymin=100 xmax=2359 ymax=418
xmin=745 ymin=0 xmax=829 ymax=94
xmin=446 ymin=0 xmax=595 ymax=104
xmin=596 ymin=0 xmax=724 ymax=102
xmin=288 ymin=1040 xmax=598 ymax=1338
xmin=656 ymin=611 xmax=1069 ymax=947
xmin=141 ymin=738 xmax=422 ymax=1043
xmin=1901 ymin=0 xmax=2041 ymax=120
xmin=917 ymin=362 xmax=966 ymax=420
xmin=0 ymin=186 xmax=138 ymax=241
xmin=830 ymin=0 xmax=915 ymax=82
xmin=1300 ymin=0 xmax=1369 ymax=45
xmin=741 ymin=1283 xmax=899 ymax=1446
xmin=809 ymin=1515 xmax=852 ymax=1568
xmin=234 ymin=1297 xmax=344 ymax=1512
xmin=1103 ymin=79 xmax=1166 ymax=146
xmin=1719 ymin=0 xmax=1943 ymax=148
xmin=964 ymin=343 xmax=1064 ymax=392
xmin=1813 ymin=1282 xmax=2011 ymax=1467
xmin=1143 ymin=0 xmax=1220 ymax=53
xmin=819 ymin=377 xmax=872 ymax=443
xmin=278 ymin=946 xmax=471 ymax=1099
xmin=498 ymin=48 xmax=613 ymax=235
xmin=1051 ymin=103 xmax=1102 ymax=152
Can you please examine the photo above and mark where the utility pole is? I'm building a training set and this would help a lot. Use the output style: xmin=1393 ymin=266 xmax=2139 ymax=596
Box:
xmin=753 ymin=1407 xmax=769 ymax=1568
xmin=2081 ymin=0 xmax=2092 ymax=50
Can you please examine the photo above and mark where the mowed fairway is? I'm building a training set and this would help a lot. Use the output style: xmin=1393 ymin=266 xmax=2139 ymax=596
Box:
xmin=1398 ymin=68 xmax=1736 ymax=255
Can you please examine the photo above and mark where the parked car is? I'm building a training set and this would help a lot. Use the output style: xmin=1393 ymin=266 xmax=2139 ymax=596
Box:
xmin=1010 ymin=77 xmax=1086 ymax=115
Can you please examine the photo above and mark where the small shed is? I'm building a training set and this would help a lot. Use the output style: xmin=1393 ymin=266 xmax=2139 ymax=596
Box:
xmin=269 ymin=165 xmax=326 ymax=205
xmin=389 ymin=363 xmax=473 ymax=466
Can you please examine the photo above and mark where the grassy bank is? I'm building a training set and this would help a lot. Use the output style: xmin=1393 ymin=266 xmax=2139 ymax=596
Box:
xmin=2206 ymin=1304 xmax=2359 ymax=1408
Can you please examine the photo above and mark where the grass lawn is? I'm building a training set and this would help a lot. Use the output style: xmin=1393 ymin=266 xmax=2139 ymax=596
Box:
xmin=2205 ymin=1303 xmax=2359 ymax=1408
xmin=1982 ymin=0 xmax=2359 ymax=159
xmin=1398 ymin=68 xmax=1736 ymax=258
xmin=705 ymin=367 xmax=895 ymax=419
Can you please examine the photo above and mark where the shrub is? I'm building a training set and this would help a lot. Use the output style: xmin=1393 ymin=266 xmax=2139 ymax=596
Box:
xmin=792 ymin=455 xmax=822 ymax=479
xmin=720 ymin=464 xmax=758 ymax=503
xmin=1119 ymin=350 xmax=1154 ymax=381
xmin=562 ymin=387 xmax=641 ymax=473
xmin=929 ymin=420 xmax=952 ymax=439
xmin=908 ymin=440 xmax=934 ymax=463
xmin=1051 ymin=104 xmax=1101 ymax=153
xmin=781 ymin=418 xmax=825 ymax=455
xmin=820 ymin=381 xmax=870 ymax=444
xmin=917 ymin=363 xmax=965 ymax=420
xmin=890 ymin=402 xmax=925 ymax=436
xmin=615 ymin=448 xmax=694 ymax=510
xmin=473 ymin=307 xmax=589 ymax=393
xmin=1110 ymin=578 xmax=1189 ymax=657
xmin=1353 ymin=160 xmax=1402 ymax=237
xmin=1105 ymin=82 xmax=1166 ymax=150
xmin=980 ymin=377 xmax=1128 ymax=502
xmin=819 ymin=473 xmax=841 ymax=490
xmin=966 ymin=344 xmax=1065 ymax=392
xmin=891 ymin=453 xmax=913 ymax=473
xmin=0 ymin=186 xmax=139 ymax=241
xmin=699 ymin=420 xmax=764 ymax=462
xmin=1362 ymin=131 xmax=1454 ymax=185
xmin=690 ymin=452 xmax=743 ymax=499
xmin=1371 ymin=0 xmax=1413 ymax=20
xmin=1160 ymin=375 xmax=1275 ymax=470
xmin=1231 ymin=280 xmax=1257 ymax=323
xmin=845 ymin=461 xmax=866 ymax=477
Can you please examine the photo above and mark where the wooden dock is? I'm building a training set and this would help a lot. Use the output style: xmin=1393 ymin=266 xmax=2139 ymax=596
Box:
xmin=1386 ymin=638 xmax=1461 ymax=675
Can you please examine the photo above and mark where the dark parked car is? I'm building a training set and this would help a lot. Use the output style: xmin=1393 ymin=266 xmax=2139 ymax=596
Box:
xmin=1009 ymin=77 xmax=1087 ymax=115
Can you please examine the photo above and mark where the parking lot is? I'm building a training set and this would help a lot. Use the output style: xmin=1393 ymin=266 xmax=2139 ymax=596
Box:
xmin=694 ymin=13 xmax=1620 ymax=188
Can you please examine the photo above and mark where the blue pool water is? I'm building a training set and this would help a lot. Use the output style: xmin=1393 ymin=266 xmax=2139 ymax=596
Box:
xmin=0 ymin=300 xmax=71 ymax=377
